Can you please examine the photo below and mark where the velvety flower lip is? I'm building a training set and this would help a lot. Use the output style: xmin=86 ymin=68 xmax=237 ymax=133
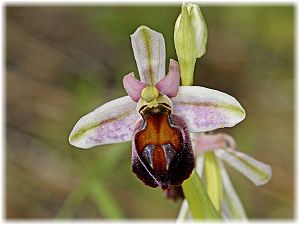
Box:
xmin=69 ymin=26 xmax=245 ymax=149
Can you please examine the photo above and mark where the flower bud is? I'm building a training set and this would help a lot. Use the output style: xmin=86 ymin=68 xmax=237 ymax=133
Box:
xmin=174 ymin=3 xmax=208 ymax=86
xmin=188 ymin=4 xmax=208 ymax=58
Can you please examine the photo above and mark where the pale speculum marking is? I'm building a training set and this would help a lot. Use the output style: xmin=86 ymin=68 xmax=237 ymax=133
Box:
xmin=142 ymin=144 xmax=155 ymax=168
xmin=142 ymin=143 xmax=177 ymax=170
xmin=162 ymin=143 xmax=177 ymax=170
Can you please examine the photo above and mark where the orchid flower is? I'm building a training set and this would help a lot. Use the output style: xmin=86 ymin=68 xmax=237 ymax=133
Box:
xmin=69 ymin=25 xmax=245 ymax=191
xmin=193 ymin=133 xmax=272 ymax=187
xmin=176 ymin=132 xmax=272 ymax=220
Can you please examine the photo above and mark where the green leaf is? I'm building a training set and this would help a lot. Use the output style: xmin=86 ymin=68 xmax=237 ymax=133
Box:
xmin=56 ymin=144 xmax=127 ymax=218
xmin=182 ymin=170 xmax=222 ymax=219
xmin=89 ymin=180 xmax=124 ymax=218
xmin=56 ymin=181 xmax=90 ymax=218
xmin=204 ymin=152 xmax=223 ymax=212
xmin=174 ymin=2 xmax=197 ymax=86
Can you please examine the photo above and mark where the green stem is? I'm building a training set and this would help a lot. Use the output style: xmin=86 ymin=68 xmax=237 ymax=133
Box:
xmin=204 ymin=152 xmax=223 ymax=212
xmin=182 ymin=171 xmax=221 ymax=219
xmin=89 ymin=180 xmax=124 ymax=218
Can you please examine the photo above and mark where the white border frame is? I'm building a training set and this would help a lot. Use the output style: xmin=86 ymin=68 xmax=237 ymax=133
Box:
xmin=0 ymin=0 xmax=298 ymax=224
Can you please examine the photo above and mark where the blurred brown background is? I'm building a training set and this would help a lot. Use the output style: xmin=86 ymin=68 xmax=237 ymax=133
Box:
xmin=6 ymin=5 xmax=294 ymax=219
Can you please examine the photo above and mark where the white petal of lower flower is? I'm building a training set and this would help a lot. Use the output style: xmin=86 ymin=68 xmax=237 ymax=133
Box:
xmin=176 ymin=199 xmax=189 ymax=222
xmin=69 ymin=96 xmax=140 ymax=149
xmin=215 ymin=148 xmax=272 ymax=186
xmin=219 ymin=160 xmax=247 ymax=220
xmin=195 ymin=153 xmax=204 ymax=178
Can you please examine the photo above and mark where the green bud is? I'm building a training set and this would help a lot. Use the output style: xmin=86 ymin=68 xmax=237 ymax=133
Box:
xmin=174 ymin=3 xmax=208 ymax=86
xmin=174 ymin=3 xmax=197 ymax=86
xmin=188 ymin=4 xmax=208 ymax=58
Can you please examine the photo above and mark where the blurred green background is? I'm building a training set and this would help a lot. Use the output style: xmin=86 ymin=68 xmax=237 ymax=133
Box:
xmin=6 ymin=5 xmax=294 ymax=219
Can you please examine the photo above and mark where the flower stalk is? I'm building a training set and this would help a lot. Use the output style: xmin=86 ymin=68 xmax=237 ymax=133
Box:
xmin=182 ymin=171 xmax=221 ymax=219
xmin=204 ymin=152 xmax=223 ymax=212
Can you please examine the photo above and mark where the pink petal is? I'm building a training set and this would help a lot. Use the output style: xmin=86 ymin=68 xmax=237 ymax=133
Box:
xmin=192 ymin=133 xmax=236 ymax=154
xmin=123 ymin=72 xmax=147 ymax=102
xmin=156 ymin=59 xmax=180 ymax=98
